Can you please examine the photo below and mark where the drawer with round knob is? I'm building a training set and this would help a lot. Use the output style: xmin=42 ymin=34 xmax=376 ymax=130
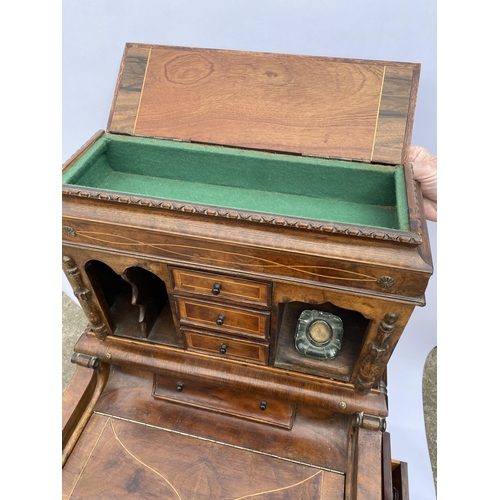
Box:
xmin=152 ymin=373 xmax=295 ymax=429
xmin=171 ymin=268 xmax=271 ymax=308
xmin=183 ymin=328 xmax=269 ymax=364
xmin=175 ymin=297 xmax=270 ymax=339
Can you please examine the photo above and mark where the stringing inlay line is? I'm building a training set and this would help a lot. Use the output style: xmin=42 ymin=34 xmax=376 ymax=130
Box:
xmin=371 ymin=66 xmax=386 ymax=162
xmin=76 ymin=230 xmax=378 ymax=282
xmin=133 ymin=47 xmax=152 ymax=134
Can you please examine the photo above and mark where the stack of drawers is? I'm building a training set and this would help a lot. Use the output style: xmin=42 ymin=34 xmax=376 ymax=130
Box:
xmin=171 ymin=268 xmax=272 ymax=365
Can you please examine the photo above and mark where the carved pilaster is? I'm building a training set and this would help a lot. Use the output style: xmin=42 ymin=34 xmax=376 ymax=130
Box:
xmin=62 ymin=256 xmax=110 ymax=340
xmin=355 ymin=312 xmax=398 ymax=395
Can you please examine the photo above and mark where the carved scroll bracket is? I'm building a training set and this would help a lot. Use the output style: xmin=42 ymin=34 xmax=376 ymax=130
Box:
xmin=355 ymin=312 xmax=399 ymax=395
xmin=62 ymin=256 xmax=110 ymax=340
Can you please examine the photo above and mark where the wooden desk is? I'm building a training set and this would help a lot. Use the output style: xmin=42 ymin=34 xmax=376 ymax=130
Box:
xmin=62 ymin=44 xmax=431 ymax=499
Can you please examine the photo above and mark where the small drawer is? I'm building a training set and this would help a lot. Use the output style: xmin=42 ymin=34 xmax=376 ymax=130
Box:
xmin=175 ymin=297 xmax=270 ymax=339
xmin=153 ymin=374 xmax=295 ymax=429
xmin=171 ymin=268 xmax=271 ymax=308
xmin=183 ymin=329 xmax=268 ymax=364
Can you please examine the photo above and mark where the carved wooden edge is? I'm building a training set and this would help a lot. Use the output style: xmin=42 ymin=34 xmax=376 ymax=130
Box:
xmin=62 ymin=361 xmax=110 ymax=467
xmin=62 ymin=255 xmax=110 ymax=340
xmin=355 ymin=313 xmax=399 ymax=395
xmin=62 ymin=130 xmax=105 ymax=174
xmin=61 ymin=187 xmax=423 ymax=244
xmin=62 ymin=364 xmax=97 ymax=449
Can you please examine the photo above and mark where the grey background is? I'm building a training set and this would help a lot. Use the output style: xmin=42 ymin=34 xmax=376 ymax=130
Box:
xmin=62 ymin=2 xmax=437 ymax=498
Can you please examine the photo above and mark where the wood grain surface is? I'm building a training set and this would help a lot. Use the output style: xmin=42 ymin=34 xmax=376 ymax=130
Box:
xmin=63 ymin=412 xmax=346 ymax=499
xmin=108 ymin=44 xmax=419 ymax=164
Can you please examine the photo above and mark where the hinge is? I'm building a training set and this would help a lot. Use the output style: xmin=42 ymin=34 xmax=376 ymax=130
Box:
xmin=301 ymin=153 xmax=371 ymax=163
xmin=159 ymin=136 xmax=191 ymax=143
xmin=71 ymin=352 xmax=100 ymax=369
xmin=135 ymin=133 xmax=191 ymax=143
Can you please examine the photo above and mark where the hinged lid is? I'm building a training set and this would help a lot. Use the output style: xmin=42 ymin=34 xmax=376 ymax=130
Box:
xmin=108 ymin=43 xmax=420 ymax=164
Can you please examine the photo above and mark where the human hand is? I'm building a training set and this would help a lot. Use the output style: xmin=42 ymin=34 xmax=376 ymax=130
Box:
xmin=408 ymin=145 xmax=437 ymax=222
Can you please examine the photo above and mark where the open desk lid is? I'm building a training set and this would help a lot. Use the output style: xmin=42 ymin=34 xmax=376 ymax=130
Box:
xmin=107 ymin=43 xmax=420 ymax=165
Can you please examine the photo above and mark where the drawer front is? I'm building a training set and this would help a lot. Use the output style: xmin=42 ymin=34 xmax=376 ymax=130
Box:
xmin=171 ymin=268 xmax=271 ymax=307
xmin=153 ymin=374 xmax=294 ymax=428
xmin=176 ymin=297 xmax=270 ymax=339
xmin=183 ymin=329 xmax=268 ymax=364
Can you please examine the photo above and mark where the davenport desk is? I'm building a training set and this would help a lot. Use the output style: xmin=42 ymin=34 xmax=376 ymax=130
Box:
xmin=62 ymin=43 xmax=433 ymax=499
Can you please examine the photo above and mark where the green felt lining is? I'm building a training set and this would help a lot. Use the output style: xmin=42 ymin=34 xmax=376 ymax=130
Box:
xmin=62 ymin=134 xmax=410 ymax=230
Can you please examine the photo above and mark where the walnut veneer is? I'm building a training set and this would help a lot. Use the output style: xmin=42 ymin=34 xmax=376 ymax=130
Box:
xmin=62 ymin=43 xmax=431 ymax=499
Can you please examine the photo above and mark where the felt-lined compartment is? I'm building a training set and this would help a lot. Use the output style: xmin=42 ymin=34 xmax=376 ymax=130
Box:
xmin=62 ymin=134 xmax=410 ymax=231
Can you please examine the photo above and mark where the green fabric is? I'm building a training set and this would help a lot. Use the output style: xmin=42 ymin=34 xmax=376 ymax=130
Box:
xmin=62 ymin=134 xmax=410 ymax=230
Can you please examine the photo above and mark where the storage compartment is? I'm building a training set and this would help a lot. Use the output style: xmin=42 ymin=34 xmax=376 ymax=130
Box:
xmin=171 ymin=267 xmax=271 ymax=308
xmin=183 ymin=328 xmax=269 ymax=364
xmin=175 ymin=296 xmax=270 ymax=340
xmin=62 ymin=44 xmax=431 ymax=500
xmin=153 ymin=373 xmax=294 ymax=428
xmin=274 ymin=301 xmax=369 ymax=382
xmin=84 ymin=260 xmax=181 ymax=347
xmin=62 ymin=133 xmax=410 ymax=231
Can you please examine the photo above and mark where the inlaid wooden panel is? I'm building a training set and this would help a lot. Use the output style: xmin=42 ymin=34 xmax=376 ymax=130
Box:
xmin=107 ymin=45 xmax=151 ymax=134
xmin=63 ymin=413 xmax=346 ymax=500
xmin=175 ymin=296 xmax=270 ymax=339
xmin=61 ymin=214 xmax=431 ymax=302
xmin=108 ymin=43 xmax=419 ymax=164
xmin=91 ymin=365 xmax=353 ymax=471
xmin=171 ymin=267 xmax=271 ymax=307
xmin=183 ymin=328 xmax=268 ymax=364
xmin=372 ymin=66 xmax=417 ymax=164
